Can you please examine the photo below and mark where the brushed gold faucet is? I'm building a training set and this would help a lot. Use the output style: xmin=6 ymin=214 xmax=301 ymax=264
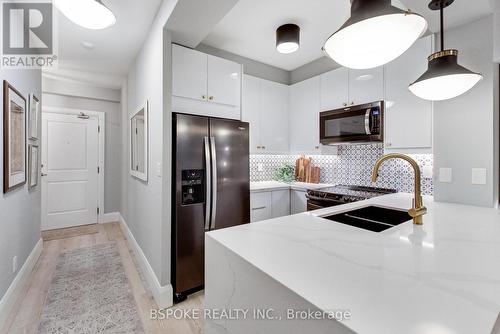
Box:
xmin=371 ymin=154 xmax=427 ymax=225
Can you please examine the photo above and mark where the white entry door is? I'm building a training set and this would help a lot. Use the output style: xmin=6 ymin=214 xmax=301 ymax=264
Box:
xmin=41 ymin=112 xmax=99 ymax=230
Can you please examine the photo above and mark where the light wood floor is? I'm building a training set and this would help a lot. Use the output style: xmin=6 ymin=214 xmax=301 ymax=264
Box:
xmin=1 ymin=222 xmax=204 ymax=334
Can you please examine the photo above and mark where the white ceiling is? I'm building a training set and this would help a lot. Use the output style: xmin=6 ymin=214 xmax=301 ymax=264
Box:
xmin=202 ymin=0 xmax=493 ymax=71
xmin=55 ymin=0 xmax=162 ymax=75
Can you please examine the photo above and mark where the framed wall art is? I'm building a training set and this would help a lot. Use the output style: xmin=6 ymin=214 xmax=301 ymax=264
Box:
xmin=28 ymin=144 xmax=39 ymax=189
xmin=28 ymin=94 xmax=39 ymax=140
xmin=3 ymin=80 xmax=27 ymax=193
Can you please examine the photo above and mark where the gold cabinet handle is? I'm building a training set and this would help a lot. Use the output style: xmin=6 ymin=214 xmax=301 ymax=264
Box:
xmin=350 ymin=101 xmax=355 ymax=105
xmin=208 ymin=96 xmax=214 ymax=101
xmin=202 ymin=95 xmax=207 ymax=100
xmin=262 ymin=146 xmax=266 ymax=150
xmin=343 ymin=102 xmax=348 ymax=107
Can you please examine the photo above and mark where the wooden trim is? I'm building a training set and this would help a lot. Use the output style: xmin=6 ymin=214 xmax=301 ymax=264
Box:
xmin=3 ymin=80 xmax=27 ymax=193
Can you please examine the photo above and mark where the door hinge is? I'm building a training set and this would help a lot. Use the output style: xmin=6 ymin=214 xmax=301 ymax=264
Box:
xmin=97 ymin=166 xmax=100 ymax=174
xmin=97 ymin=207 xmax=100 ymax=214
xmin=98 ymin=125 xmax=100 ymax=133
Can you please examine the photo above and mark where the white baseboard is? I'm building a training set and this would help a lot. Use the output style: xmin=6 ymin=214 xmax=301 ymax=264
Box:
xmin=118 ymin=213 xmax=173 ymax=309
xmin=0 ymin=238 xmax=43 ymax=329
xmin=100 ymin=211 xmax=120 ymax=224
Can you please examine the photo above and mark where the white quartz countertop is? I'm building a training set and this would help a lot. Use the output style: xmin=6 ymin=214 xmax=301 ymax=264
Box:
xmin=207 ymin=193 xmax=500 ymax=334
xmin=250 ymin=181 xmax=334 ymax=192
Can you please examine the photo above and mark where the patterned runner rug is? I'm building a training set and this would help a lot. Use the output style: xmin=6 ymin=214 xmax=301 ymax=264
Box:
xmin=38 ymin=243 xmax=144 ymax=333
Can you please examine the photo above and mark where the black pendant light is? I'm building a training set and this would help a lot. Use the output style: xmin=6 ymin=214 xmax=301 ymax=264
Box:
xmin=409 ymin=0 xmax=483 ymax=101
xmin=276 ymin=24 xmax=300 ymax=54
xmin=323 ymin=0 xmax=427 ymax=69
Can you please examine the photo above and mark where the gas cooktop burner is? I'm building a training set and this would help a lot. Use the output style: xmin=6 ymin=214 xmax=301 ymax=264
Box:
xmin=306 ymin=185 xmax=397 ymax=207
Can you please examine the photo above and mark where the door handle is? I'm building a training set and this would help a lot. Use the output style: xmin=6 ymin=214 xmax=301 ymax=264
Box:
xmin=41 ymin=173 xmax=47 ymax=177
xmin=209 ymin=137 xmax=217 ymax=230
xmin=364 ymin=109 xmax=372 ymax=135
xmin=204 ymin=137 xmax=211 ymax=231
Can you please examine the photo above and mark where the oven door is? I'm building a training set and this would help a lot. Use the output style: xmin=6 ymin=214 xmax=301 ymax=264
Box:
xmin=320 ymin=102 xmax=383 ymax=145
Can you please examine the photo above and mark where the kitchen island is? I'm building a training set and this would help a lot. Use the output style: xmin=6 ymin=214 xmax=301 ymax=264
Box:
xmin=205 ymin=193 xmax=500 ymax=334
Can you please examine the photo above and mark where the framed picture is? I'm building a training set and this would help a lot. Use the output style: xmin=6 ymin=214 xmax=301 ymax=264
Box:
xmin=28 ymin=94 xmax=39 ymax=140
xmin=3 ymin=80 xmax=27 ymax=193
xmin=28 ymin=144 xmax=39 ymax=189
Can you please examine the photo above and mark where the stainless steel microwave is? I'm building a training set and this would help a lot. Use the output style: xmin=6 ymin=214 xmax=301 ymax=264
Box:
xmin=320 ymin=101 xmax=384 ymax=145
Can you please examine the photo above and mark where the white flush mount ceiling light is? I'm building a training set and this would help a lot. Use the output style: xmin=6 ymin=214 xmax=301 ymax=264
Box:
xmin=323 ymin=0 xmax=427 ymax=69
xmin=54 ymin=0 xmax=116 ymax=30
xmin=409 ymin=0 xmax=483 ymax=101
xmin=276 ymin=24 xmax=300 ymax=54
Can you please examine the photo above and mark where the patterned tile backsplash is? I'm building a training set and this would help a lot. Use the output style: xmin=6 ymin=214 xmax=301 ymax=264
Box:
xmin=250 ymin=144 xmax=434 ymax=195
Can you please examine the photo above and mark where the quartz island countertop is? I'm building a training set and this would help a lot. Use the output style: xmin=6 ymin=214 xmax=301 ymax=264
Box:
xmin=206 ymin=193 xmax=500 ymax=334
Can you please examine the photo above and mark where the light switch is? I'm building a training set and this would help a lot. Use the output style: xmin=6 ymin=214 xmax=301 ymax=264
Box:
xmin=156 ymin=162 xmax=162 ymax=177
xmin=439 ymin=168 xmax=452 ymax=183
xmin=422 ymin=166 xmax=433 ymax=179
xmin=257 ymin=163 xmax=264 ymax=172
xmin=471 ymin=168 xmax=487 ymax=185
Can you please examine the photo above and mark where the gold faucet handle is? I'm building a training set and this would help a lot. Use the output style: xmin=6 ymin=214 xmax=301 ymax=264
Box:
xmin=408 ymin=206 xmax=427 ymax=218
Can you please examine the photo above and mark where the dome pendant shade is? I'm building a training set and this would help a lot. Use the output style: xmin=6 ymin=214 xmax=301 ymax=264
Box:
xmin=409 ymin=0 xmax=483 ymax=101
xmin=55 ymin=0 xmax=116 ymax=30
xmin=276 ymin=24 xmax=300 ymax=54
xmin=323 ymin=0 xmax=427 ymax=69
xmin=409 ymin=50 xmax=483 ymax=101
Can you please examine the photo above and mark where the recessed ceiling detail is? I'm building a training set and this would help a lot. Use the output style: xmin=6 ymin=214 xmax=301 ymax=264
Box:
xmin=202 ymin=0 xmax=492 ymax=72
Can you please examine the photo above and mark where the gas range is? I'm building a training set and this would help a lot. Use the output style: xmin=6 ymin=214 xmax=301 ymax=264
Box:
xmin=306 ymin=185 xmax=397 ymax=211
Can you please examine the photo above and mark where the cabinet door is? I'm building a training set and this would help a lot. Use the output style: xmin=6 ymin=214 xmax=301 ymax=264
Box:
xmin=242 ymin=75 xmax=261 ymax=153
xmin=290 ymin=190 xmax=307 ymax=214
xmin=260 ymin=79 xmax=289 ymax=153
xmin=207 ymin=55 xmax=241 ymax=107
xmin=289 ymin=77 xmax=321 ymax=154
xmin=172 ymin=45 xmax=207 ymax=102
xmin=385 ymin=35 xmax=433 ymax=150
xmin=271 ymin=190 xmax=290 ymax=218
xmin=348 ymin=67 xmax=384 ymax=105
xmin=250 ymin=192 xmax=272 ymax=222
xmin=320 ymin=67 xmax=349 ymax=110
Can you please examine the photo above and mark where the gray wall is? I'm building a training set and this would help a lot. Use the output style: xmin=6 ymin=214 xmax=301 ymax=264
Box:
xmin=0 ymin=69 xmax=42 ymax=300
xmin=42 ymin=79 xmax=122 ymax=214
xmin=434 ymin=16 xmax=499 ymax=207
xmin=122 ymin=0 xmax=178 ymax=287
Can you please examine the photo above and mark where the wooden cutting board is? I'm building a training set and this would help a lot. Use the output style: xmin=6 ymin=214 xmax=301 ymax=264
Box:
xmin=295 ymin=156 xmax=320 ymax=183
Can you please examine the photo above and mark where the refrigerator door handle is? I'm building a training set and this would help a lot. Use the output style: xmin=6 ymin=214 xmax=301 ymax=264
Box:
xmin=209 ymin=136 xmax=217 ymax=230
xmin=204 ymin=137 xmax=211 ymax=231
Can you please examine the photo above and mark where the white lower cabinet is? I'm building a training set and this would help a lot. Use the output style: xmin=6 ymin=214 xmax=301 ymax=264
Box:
xmin=251 ymin=189 xmax=291 ymax=222
xmin=290 ymin=190 xmax=307 ymax=214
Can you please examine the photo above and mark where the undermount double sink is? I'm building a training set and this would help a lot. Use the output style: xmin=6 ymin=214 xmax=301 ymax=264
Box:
xmin=321 ymin=206 xmax=412 ymax=232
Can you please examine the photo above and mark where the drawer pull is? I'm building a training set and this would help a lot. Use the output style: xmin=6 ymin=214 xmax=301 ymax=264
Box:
xmin=252 ymin=206 xmax=267 ymax=210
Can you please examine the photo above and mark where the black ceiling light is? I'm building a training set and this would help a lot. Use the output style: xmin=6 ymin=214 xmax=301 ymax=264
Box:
xmin=409 ymin=0 xmax=483 ymax=101
xmin=323 ymin=0 xmax=427 ymax=69
xmin=276 ymin=24 xmax=300 ymax=54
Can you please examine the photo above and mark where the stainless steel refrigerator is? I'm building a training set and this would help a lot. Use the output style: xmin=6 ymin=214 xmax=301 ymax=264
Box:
xmin=172 ymin=113 xmax=250 ymax=302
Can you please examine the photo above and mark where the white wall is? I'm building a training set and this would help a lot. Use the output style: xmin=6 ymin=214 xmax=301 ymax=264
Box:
xmin=434 ymin=16 xmax=499 ymax=207
xmin=0 ymin=69 xmax=42 ymax=299
xmin=42 ymin=77 xmax=122 ymax=213
xmin=122 ymin=0 xmax=178 ymax=293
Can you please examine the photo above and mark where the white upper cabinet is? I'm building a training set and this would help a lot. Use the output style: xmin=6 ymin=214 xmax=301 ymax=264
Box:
xmin=260 ymin=79 xmax=289 ymax=153
xmin=242 ymin=75 xmax=289 ymax=154
xmin=289 ymin=76 xmax=321 ymax=154
xmin=320 ymin=66 xmax=384 ymax=110
xmin=172 ymin=44 xmax=242 ymax=119
xmin=320 ymin=67 xmax=349 ymax=110
xmin=385 ymin=35 xmax=433 ymax=152
xmin=172 ymin=45 xmax=207 ymax=102
xmin=207 ymin=55 xmax=241 ymax=107
xmin=348 ymin=67 xmax=385 ymax=106
xmin=242 ymin=75 xmax=261 ymax=153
